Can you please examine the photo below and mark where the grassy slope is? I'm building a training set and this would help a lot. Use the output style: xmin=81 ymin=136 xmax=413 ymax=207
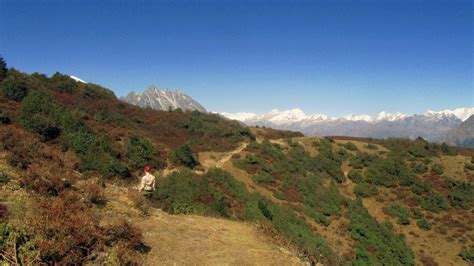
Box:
xmin=218 ymin=131 xmax=473 ymax=265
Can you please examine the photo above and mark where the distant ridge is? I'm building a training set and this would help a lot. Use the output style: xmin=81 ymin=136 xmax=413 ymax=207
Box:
xmin=121 ymin=85 xmax=207 ymax=112
xmin=221 ymin=107 xmax=474 ymax=143
xmin=444 ymin=115 xmax=474 ymax=148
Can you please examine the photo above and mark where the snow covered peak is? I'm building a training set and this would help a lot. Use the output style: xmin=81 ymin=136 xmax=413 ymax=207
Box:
xmin=423 ymin=108 xmax=474 ymax=121
xmin=121 ymin=86 xmax=207 ymax=112
xmin=266 ymin=108 xmax=307 ymax=124
xmin=220 ymin=107 xmax=472 ymax=125
xmin=341 ymin=114 xmax=373 ymax=122
xmin=220 ymin=112 xmax=256 ymax=121
xmin=376 ymin=111 xmax=407 ymax=121
xmin=69 ymin=75 xmax=87 ymax=83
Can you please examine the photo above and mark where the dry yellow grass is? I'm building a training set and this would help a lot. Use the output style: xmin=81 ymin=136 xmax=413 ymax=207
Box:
xmin=433 ymin=155 xmax=472 ymax=181
xmin=293 ymin=137 xmax=321 ymax=156
xmin=362 ymin=197 xmax=470 ymax=266
xmin=102 ymin=185 xmax=304 ymax=265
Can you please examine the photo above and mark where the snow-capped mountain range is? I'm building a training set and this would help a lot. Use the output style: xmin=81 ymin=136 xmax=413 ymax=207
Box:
xmin=221 ymin=108 xmax=474 ymax=142
xmin=221 ymin=108 xmax=473 ymax=124
xmin=121 ymin=85 xmax=207 ymax=112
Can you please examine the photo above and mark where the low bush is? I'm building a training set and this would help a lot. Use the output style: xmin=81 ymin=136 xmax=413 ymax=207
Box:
xmin=126 ymin=136 xmax=161 ymax=170
xmin=252 ymin=172 xmax=276 ymax=184
xmin=348 ymin=200 xmax=414 ymax=265
xmin=0 ymin=112 xmax=10 ymax=124
xmin=410 ymin=179 xmax=431 ymax=194
xmin=0 ymin=70 xmax=28 ymax=101
xmin=180 ymin=111 xmax=254 ymax=141
xmin=343 ymin=142 xmax=358 ymax=151
xmin=459 ymin=247 xmax=474 ymax=262
xmin=79 ymin=181 xmax=107 ymax=206
xmin=412 ymin=163 xmax=428 ymax=174
xmin=304 ymin=205 xmax=330 ymax=226
xmin=431 ymin=164 xmax=444 ymax=175
xmin=170 ymin=144 xmax=199 ymax=168
xmin=0 ymin=128 xmax=42 ymax=169
xmin=366 ymin=143 xmax=378 ymax=150
xmin=386 ymin=204 xmax=411 ymax=225
xmin=416 ymin=218 xmax=432 ymax=231
xmin=354 ymin=183 xmax=378 ymax=198
xmin=414 ymin=192 xmax=450 ymax=213
xmin=272 ymin=190 xmax=286 ymax=200
xmin=448 ymin=181 xmax=473 ymax=209
xmin=0 ymin=171 xmax=10 ymax=184
xmin=347 ymin=169 xmax=365 ymax=183
xmin=465 ymin=163 xmax=474 ymax=171
xmin=411 ymin=208 xmax=424 ymax=219
xmin=0 ymin=223 xmax=38 ymax=264
xmin=266 ymin=200 xmax=337 ymax=263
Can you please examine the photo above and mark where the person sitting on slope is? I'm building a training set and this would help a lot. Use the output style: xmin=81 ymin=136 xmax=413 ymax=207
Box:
xmin=137 ymin=165 xmax=156 ymax=194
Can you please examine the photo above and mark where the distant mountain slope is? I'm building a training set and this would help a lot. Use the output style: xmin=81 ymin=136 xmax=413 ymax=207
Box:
xmin=121 ymin=86 xmax=206 ymax=112
xmin=445 ymin=115 xmax=474 ymax=147
xmin=221 ymin=108 xmax=474 ymax=142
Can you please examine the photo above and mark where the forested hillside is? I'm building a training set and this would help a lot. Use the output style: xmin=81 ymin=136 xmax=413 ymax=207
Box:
xmin=1 ymin=60 xmax=473 ymax=265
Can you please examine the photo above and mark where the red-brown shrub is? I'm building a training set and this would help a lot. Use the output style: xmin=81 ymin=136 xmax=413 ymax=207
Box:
xmin=32 ymin=191 xmax=105 ymax=264
xmin=0 ymin=202 xmax=8 ymax=222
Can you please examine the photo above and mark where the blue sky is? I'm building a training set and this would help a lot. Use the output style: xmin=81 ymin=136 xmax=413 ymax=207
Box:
xmin=0 ymin=0 xmax=472 ymax=115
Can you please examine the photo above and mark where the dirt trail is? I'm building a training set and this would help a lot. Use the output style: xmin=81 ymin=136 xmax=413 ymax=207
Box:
xmin=103 ymin=185 xmax=304 ymax=265
xmin=216 ymin=142 xmax=248 ymax=168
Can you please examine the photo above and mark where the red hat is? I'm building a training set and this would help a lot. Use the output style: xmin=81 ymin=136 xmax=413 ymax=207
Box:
xmin=144 ymin=165 xmax=151 ymax=171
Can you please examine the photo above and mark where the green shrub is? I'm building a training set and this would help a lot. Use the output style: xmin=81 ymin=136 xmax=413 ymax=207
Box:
xmin=412 ymin=163 xmax=428 ymax=174
xmin=343 ymin=142 xmax=358 ymax=151
xmin=304 ymin=205 xmax=330 ymax=226
xmin=365 ymin=156 xmax=411 ymax=187
xmin=0 ymin=223 xmax=38 ymax=264
xmin=0 ymin=71 xmax=28 ymax=101
xmin=348 ymin=169 xmax=365 ymax=183
xmin=19 ymin=91 xmax=63 ymax=140
xmin=411 ymin=208 xmax=424 ymax=219
xmin=252 ymin=172 xmax=275 ymax=184
xmin=410 ymin=179 xmax=431 ymax=193
xmin=348 ymin=200 xmax=415 ymax=265
xmin=459 ymin=247 xmax=474 ymax=262
xmin=267 ymin=201 xmax=336 ymax=263
xmin=22 ymin=113 xmax=60 ymax=141
xmin=297 ymin=178 xmax=345 ymax=217
xmin=448 ymin=181 xmax=473 ymax=209
xmin=93 ymin=112 xmax=111 ymax=122
xmin=465 ymin=163 xmax=474 ymax=171
xmin=415 ymin=192 xmax=450 ymax=213
xmin=153 ymin=170 xmax=213 ymax=215
xmin=126 ymin=136 xmax=160 ymax=170
xmin=170 ymin=144 xmax=199 ymax=168
xmin=366 ymin=143 xmax=378 ymax=150
xmin=50 ymin=72 xmax=79 ymax=92
xmin=431 ymin=164 xmax=444 ymax=175
xmin=272 ymin=190 xmax=286 ymax=200
xmin=386 ymin=204 xmax=411 ymax=225
xmin=0 ymin=171 xmax=10 ymax=184
xmin=0 ymin=112 xmax=10 ymax=124
xmin=180 ymin=111 xmax=254 ymax=140
xmin=354 ymin=183 xmax=378 ymax=198
xmin=407 ymin=137 xmax=430 ymax=158
xmin=0 ymin=56 xmax=6 ymax=80
xmin=416 ymin=218 xmax=432 ymax=231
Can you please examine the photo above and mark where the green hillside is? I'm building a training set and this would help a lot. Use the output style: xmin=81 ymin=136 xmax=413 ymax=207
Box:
xmin=1 ymin=62 xmax=473 ymax=265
